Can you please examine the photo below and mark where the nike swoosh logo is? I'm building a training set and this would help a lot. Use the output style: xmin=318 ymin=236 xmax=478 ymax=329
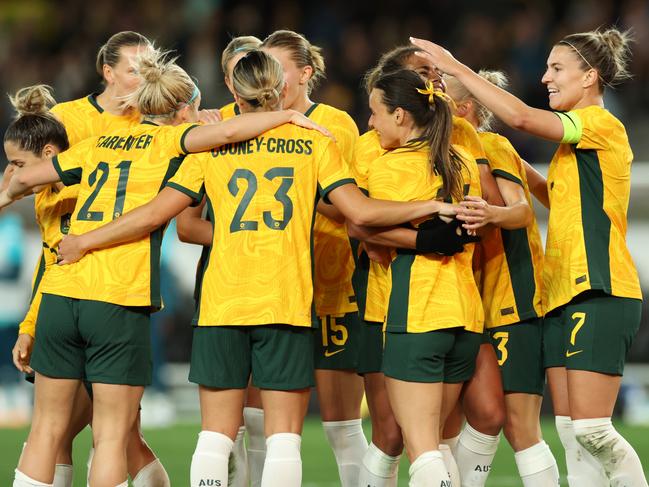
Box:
xmin=566 ymin=350 xmax=583 ymax=357
xmin=324 ymin=349 xmax=345 ymax=358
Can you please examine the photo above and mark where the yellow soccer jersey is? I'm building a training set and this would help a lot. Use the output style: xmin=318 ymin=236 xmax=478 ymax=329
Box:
xmin=167 ymin=123 xmax=354 ymax=327
xmin=370 ymin=145 xmax=484 ymax=333
xmin=18 ymin=185 xmax=79 ymax=337
xmin=452 ymin=116 xmax=489 ymax=166
xmin=350 ymin=129 xmax=385 ymax=322
xmin=477 ymin=132 xmax=544 ymax=328
xmin=306 ymin=103 xmax=360 ymax=317
xmin=219 ymin=101 xmax=239 ymax=120
xmin=50 ymin=93 xmax=141 ymax=146
xmin=544 ymin=105 xmax=641 ymax=313
xmin=41 ymin=121 xmax=197 ymax=308
xmin=352 ymin=129 xmax=383 ymax=193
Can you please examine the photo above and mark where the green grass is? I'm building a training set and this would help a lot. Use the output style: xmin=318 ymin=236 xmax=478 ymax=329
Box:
xmin=2 ymin=417 xmax=648 ymax=485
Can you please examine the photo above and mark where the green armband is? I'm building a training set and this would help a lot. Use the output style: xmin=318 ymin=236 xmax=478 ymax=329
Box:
xmin=555 ymin=111 xmax=583 ymax=144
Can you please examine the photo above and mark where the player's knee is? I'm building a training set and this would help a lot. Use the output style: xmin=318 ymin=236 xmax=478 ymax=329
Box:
xmin=503 ymin=417 xmax=540 ymax=451
xmin=372 ymin=422 xmax=403 ymax=454
xmin=468 ymin=402 xmax=505 ymax=436
xmin=31 ymin=415 xmax=69 ymax=443
xmin=573 ymin=418 xmax=616 ymax=459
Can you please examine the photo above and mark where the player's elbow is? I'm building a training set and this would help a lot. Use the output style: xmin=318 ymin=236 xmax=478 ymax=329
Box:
xmin=521 ymin=205 xmax=533 ymax=227
xmin=176 ymin=221 xmax=193 ymax=243
xmin=509 ymin=108 xmax=536 ymax=132
xmin=348 ymin=212 xmax=375 ymax=227
xmin=220 ymin=124 xmax=238 ymax=144
xmin=346 ymin=222 xmax=364 ymax=240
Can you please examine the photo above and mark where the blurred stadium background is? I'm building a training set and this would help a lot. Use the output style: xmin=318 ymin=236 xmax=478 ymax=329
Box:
xmin=0 ymin=0 xmax=648 ymax=485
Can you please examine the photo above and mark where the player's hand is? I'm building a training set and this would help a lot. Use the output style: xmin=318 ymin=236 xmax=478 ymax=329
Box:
xmin=456 ymin=195 xmax=494 ymax=230
xmin=287 ymin=111 xmax=335 ymax=140
xmin=409 ymin=37 xmax=462 ymax=76
xmin=0 ymin=190 xmax=12 ymax=211
xmin=436 ymin=201 xmax=462 ymax=218
xmin=198 ymin=108 xmax=223 ymax=124
xmin=12 ymin=334 xmax=34 ymax=374
xmin=364 ymin=242 xmax=392 ymax=268
xmin=1 ymin=164 xmax=16 ymax=192
xmin=57 ymin=234 xmax=87 ymax=265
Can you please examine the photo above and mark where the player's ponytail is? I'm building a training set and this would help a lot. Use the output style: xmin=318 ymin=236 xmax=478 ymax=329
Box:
xmin=558 ymin=27 xmax=633 ymax=91
xmin=262 ymin=30 xmax=326 ymax=93
xmin=126 ymin=46 xmax=199 ymax=121
xmin=232 ymin=50 xmax=284 ymax=111
xmin=4 ymin=85 xmax=69 ymax=154
xmin=372 ymin=69 xmax=465 ymax=202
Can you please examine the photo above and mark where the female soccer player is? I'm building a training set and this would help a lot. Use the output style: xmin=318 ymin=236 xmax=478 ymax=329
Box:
xmin=50 ymin=50 xmax=459 ymax=487
xmin=10 ymin=32 xmax=170 ymax=487
xmin=44 ymin=30 xmax=174 ymax=487
xmin=174 ymin=35 xmax=263 ymax=487
xmin=362 ymin=67 xmax=483 ymax=486
xmin=446 ymin=71 xmax=559 ymax=486
xmin=260 ymin=30 xmax=366 ymax=487
xmin=4 ymin=86 xmax=79 ymax=487
xmin=2 ymin=47 xmax=333 ymax=487
xmin=412 ymin=28 xmax=646 ymax=486
xmin=350 ymin=45 xmax=501 ymax=486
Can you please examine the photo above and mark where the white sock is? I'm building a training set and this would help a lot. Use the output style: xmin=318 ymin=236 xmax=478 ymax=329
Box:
xmin=260 ymin=433 xmax=302 ymax=487
xmin=115 ymin=482 xmax=128 ymax=487
xmin=455 ymin=423 xmax=500 ymax=486
xmin=440 ymin=444 xmax=461 ymax=487
xmin=244 ymin=407 xmax=266 ymax=487
xmin=408 ymin=450 xmax=450 ymax=487
xmin=13 ymin=469 xmax=53 ymax=487
xmin=555 ymin=415 xmax=607 ymax=486
xmin=573 ymin=417 xmax=648 ymax=487
xmin=86 ymin=448 xmax=94 ymax=487
xmin=132 ymin=458 xmax=171 ymax=487
xmin=53 ymin=465 xmax=73 ymax=487
xmin=190 ymin=430 xmax=233 ymax=487
xmin=514 ymin=441 xmax=560 ymax=487
xmin=230 ymin=426 xmax=249 ymax=487
xmin=358 ymin=442 xmax=401 ymax=487
xmin=322 ymin=419 xmax=368 ymax=487
xmin=442 ymin=435 xmax=461 ymax=456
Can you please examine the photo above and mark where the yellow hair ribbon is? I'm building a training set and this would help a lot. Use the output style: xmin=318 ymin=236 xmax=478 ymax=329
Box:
xmin=416 ymin=80 xmax=437 ymax=105
xmin=416 ymin=80 xmax=456 ymax=109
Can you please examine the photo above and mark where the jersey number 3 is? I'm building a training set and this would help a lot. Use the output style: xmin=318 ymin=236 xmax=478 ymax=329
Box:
xmin=77 ymin=161 xmax=132 ymax=221
xmin=228 ymin=167 xmax=294 ymax=232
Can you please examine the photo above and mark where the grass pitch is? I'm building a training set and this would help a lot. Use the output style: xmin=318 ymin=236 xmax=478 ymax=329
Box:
xmin=2 ymin=417 xmax=648 ymax=485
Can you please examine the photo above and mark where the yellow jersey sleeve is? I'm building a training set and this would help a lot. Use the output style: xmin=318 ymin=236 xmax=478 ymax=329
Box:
xmin=482 ymin=134 xmax=524 ymax=186
xmin=452 ymin=116 xmax=489 ymax=165
xmin=573 ymin=106 xmax=621 ymax=151
xmin=353 ymin=130 xmax=382 ymax=193
xmin=219 ymin=102 xmax=239 ymax=120
xmin=174 ymin=123 xmax=199 ymax=155
xmin=167 ymin=152 xmax=206 ymax=204
xmin=316 ymin=138 xmax=356 ymax=202
xmin=51 ymin=137 xmax=98 ymax=186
